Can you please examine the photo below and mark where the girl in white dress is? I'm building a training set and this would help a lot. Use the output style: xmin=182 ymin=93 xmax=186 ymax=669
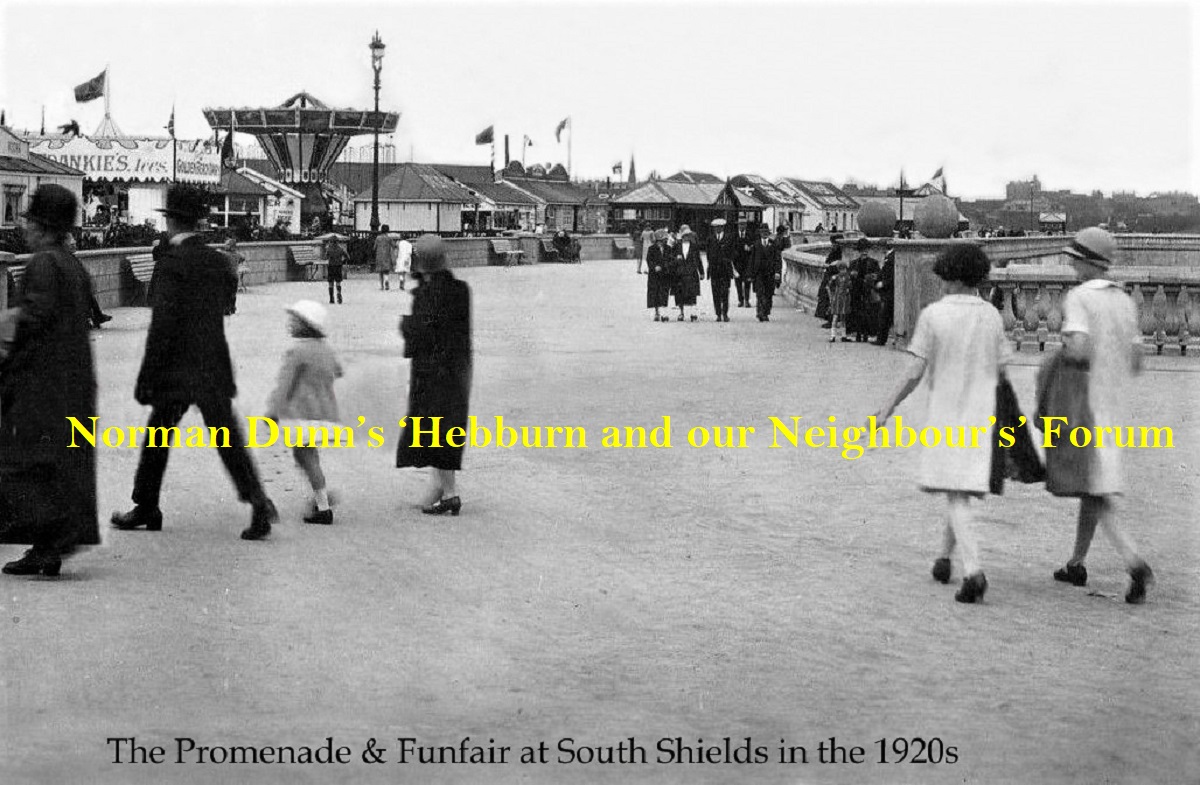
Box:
xmin=872 ymin=244 xmax=1008 ymax=604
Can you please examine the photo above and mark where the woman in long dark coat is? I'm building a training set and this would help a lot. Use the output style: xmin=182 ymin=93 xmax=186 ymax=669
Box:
xmin=645 ymin=229 xmax=671 ymax=321
xmin=671 ymin=227 xmax=704 ymax=322
xmin=847 ymin=238 xmax=881 ymax=342
xmin=0 ymin=185 xmax=99 ymax=576
xmin=396 ymin=235 xmax=472 ymax=515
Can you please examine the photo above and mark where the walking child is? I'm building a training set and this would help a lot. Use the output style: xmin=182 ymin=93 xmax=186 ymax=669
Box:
xmin=871 ymin=244 xmax=1008 ymax=603
xmin=265 ymin=301 xmax=344 ymax=524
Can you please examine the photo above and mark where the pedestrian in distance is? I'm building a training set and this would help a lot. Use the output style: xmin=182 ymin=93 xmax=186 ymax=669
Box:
xmin=733 ymin=219 xmax=754 ymax=308
xmin=870 ymin=243 xmax=1008 ymax=604
xmin=814 ymin=233 xmax=844 ymax=328
xmin=646 ymin=228 xmax=671 ymax=322
xmin=111 ymin=184 xmax=278 ymax=541
xmin=639 ymin=223 xmax=654 ymax=275
xmin=375 ymin=224 xmax=396 ymax=290
xmin=672 ymin=225 xmax=704 ymax=322
xmin=0 ymin=185 xmax=100 ymax=577
xmin=747 ymin=224 xmax=782 ymax=322
xmin=873 ymin=249 xmax=896 ymax=346
xmin=706 ymin=218 xmax=735 ymax=322
xmin=265 ymin=301 xmax=344 ymax=525
xmin=847 ymin=237 xmax=881 ymax=342
xmin=1041 ymin=227 xmax=1154 ymax=604
xmin=827 ymin=258 xmax=852 ymax=342
xmin=396 ymin=235 xmax=412 ymax=291
xmin=324 ymin=236 xmax=347 ymax=305
xmin=221 ymin=237 xmax=245 ymax=314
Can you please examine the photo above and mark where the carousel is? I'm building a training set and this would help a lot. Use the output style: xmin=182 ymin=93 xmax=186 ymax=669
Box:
xmin=202 ymin=92 xmax=399 ymax=228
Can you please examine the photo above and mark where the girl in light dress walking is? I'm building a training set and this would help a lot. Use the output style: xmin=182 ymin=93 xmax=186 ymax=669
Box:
xmin=265 ymin=301 xmax=344 ymax=524
xmin=871 ymin=244 xmax=1008 ymax=604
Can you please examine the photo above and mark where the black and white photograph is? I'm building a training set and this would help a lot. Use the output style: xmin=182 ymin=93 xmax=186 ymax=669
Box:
xmin=1 ymin=0 xmax=1197 ymax=782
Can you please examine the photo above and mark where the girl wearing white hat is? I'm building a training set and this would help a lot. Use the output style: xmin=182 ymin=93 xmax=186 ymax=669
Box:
xmin=265 ymin=300 xmax=344 ymax=524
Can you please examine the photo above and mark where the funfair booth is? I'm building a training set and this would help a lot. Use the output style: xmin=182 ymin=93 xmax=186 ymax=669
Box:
xmin=27 ymin=135 xmax=220 ymax=232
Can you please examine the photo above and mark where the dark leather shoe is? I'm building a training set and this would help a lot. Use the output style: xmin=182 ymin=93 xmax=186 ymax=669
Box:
xmin=241 ymin=500 xmax=277 ymax=540
xmin=111 ymin=506 xmax=163 ymax=531
xmin=932 ymin=558 xmax=952 ymax=584
xmin=1126 ymin=563 xmax=1154 ymax=604
xmin=303 ymin=507 xmax=334 ymax=525
xmin=422 ymin=496 xmax=461 ymax=516
xmin=1053 ymin=563 xmax=1088 ymax=587
xmin=955 ymin=573 xmax=988 ymax=604
xmin=3 ymin=547 xmax=61 ymax=577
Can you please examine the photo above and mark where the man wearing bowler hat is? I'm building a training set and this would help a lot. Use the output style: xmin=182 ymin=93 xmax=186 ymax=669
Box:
xmin=112 ymin=185 xmax=278 ymax=540
xmin=747 ymin=223 xmax=782 ymax=322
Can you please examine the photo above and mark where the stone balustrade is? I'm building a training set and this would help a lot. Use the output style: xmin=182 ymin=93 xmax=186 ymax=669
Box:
xmin=990 ymin=265 xmax=1200 ymax=355
xmin=782 ymin=235 xmax=1200 ymax=357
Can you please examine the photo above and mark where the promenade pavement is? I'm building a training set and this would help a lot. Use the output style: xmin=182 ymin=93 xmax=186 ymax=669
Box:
xmin=3 ymin=259 xmax=1197 ymax=784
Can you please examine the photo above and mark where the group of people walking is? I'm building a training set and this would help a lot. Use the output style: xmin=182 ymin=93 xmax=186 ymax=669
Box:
xmin=0 ymin=184 xmax=473 ymax=578
xmin=642 ymin=219 xmax=790 ymax=323
xmin=870 ymin=229 xmax=1153 ymax=605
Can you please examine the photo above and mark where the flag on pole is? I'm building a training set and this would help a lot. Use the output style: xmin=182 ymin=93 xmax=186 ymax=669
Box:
xmin=475 ymin=125 xmax=494 ymax=145
xmin=165 ymin=105 xmax=175 ymax=139
xmin=555 ymin=117 xmax=569 ymax=143
xmin=523 ymin=135 xmax=533 ymax=147
xmin=612 ymin=161 xmax=622 ymax=175
xmin=929 ymin=166 xmax=947 ymax=193
xmin=74 ymin=70 xmax=107 ymax=103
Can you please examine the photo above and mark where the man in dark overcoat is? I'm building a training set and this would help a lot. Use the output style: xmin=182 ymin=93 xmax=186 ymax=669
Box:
xmin=112 ymin=185 xmax=278 ymax=540
xmin=732 ymin=219 xmax=754 ymax=308
xmin=873 ymin=249 xmax=896 ymax=345
xmin=0 ymin=185 xmax=99 ymax=576
xmin=747 ymin=224 xmax=782 ymax=322
xmin=705 ymin=218 xmax=735 ymax=322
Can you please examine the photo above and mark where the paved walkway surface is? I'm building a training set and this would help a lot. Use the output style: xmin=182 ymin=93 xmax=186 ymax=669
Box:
xmin=3 ymin=261 xmax=1198 ymax=784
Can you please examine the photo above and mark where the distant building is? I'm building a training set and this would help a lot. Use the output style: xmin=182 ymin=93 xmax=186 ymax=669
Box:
xmin=663 ymin=170 xmax=724 ymax=185
xmin=0 ymin=125 xmax=85 ymax=230
xmin=729 ymin=174 xmax=805 ymax=231
xmin=608 ymin=180 xmax=763 ymax=239
xmin=350 ymin=163 xmax=478 ymax=234
xmin=775 ymin=179 xmax=859 ymax=232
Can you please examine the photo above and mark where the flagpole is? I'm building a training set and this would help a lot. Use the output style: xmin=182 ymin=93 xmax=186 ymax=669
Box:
xmin=104 ymin=64 xmax=110 ymax=126
xmin=171 ymin=103 xmax=177 ymax=184
xmin=567 ymin=117 xmax=572 ymax=180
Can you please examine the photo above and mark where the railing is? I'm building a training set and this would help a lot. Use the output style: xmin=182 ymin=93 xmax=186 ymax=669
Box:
xmin=780 ymin=244 xmax=833 ymax=313
xmin=990 ymin=266 xmax=1200 ymax=355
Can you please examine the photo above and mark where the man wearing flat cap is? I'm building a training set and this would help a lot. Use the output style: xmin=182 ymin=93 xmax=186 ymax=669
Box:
xmin=1046 ymin=226 xmax=1154 ymax=604
xmin=705 ymin=218 xmax=735 ymax=322
xmin=112 ymin=185 xmax=278 ymax=541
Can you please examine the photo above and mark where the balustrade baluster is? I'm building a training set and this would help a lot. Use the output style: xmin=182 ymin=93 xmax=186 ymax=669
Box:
xmin=1163 ymin=285 xmax=1183 ymax=355
xmin=1011 ymin=286 xmax=1027 ymax=350
xmin=1181 ymin=286 xmax=1200 ymax=356
xmin=1150 ymin=285 xmax=1168 ymax=355
xmin=1045 ymin=284 xmax=1064 ymax=351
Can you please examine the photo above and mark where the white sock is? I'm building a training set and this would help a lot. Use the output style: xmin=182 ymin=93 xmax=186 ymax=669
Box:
xmin=314 ymin=489 xmax=330 ymax=510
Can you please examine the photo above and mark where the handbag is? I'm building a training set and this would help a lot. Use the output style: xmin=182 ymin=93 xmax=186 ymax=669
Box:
xmin=1035 ymin=352 xmax=1093 ymax=497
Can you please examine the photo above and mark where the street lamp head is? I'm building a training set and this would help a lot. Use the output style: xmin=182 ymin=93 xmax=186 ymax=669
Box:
xmin=370 ymin=31 xmax=386 ymax=71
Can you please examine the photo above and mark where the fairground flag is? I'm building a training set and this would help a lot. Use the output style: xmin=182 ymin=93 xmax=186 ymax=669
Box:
xmin=929 ymin=166 xmax=947 ymax=193
xmin=523 ymin=134 xmax=533 ymax=147
xmin=74 ymin=70 xmax=106 ymax=103
xmin=555 ymin=117 xmax=570 ymax=142
xmin=475 ymin=125 xmax=494 ymax=145
xmin=612 ymin=161 xmax=622 ymax=175
xmin=165 ymin=106 xmax=175 ymax=139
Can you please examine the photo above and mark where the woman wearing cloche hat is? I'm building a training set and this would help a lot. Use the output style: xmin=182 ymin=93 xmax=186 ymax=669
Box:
xmin=396 ymin=235 xmax=473 ymax=515
xmin=0 ymin=184 xmax=100 ymax=577
xmin=1044 ymin=226 xmax=1155 ymax=604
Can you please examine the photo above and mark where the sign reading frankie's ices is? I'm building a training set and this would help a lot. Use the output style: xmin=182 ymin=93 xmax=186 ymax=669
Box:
xmin=28 ymin=137 xmax=221 ymax=184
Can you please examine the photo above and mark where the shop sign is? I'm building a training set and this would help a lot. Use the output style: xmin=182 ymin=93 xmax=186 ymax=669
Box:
xmin=28 ymin=137 xmax=221 ymax=183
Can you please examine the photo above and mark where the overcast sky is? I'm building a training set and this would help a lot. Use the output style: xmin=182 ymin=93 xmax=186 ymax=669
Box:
xmin=1 ymin=0 xmax=1196 ymax=199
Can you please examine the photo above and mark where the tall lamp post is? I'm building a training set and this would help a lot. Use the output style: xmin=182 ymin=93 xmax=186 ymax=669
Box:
xmin=369 ymin=31 xmax=386 ymax=235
